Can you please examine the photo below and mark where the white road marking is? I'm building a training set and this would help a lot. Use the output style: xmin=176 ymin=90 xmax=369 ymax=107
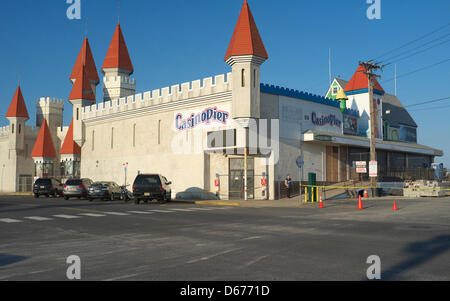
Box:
xmin=104 ymin=212 xmax=130 ymax=216
xmin=78 ymin=213 xmax=106 ymax=217
xmin=127 ymin=211 xmax=154 ymax=215
xmin=170 ymin=208 xmax=195 ymax=212
xmin=24 ymin=216 xmax=53 ymax=221
xmin=186 ymin=248 xmax=241 ymax=264
xmin=53 ymin=215 xmax=81 ymax=219
xmin=148 ymin=210 xmax=174 ymax=213
xmin=0 ymin=218 xmax=22 ymax=223
xmin=186 ymin=207 xmax=214 ymax=211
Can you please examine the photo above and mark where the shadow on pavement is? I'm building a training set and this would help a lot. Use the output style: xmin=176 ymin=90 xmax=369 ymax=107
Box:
xmin=0 ymin=254 xmax=27 ymax=267
xmin=382 ymin=235 xmax=450 ymax=280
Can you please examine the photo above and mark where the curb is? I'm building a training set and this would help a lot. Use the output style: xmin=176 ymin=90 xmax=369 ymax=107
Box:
xmin=194 ymin=201 xmax=240 ymax=207
xmin=0 ymin=193 xmax=33 ymax=196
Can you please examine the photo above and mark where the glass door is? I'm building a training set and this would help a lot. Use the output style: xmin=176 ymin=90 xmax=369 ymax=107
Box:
xmin=229 ymin=158 xmax=254 ymax=200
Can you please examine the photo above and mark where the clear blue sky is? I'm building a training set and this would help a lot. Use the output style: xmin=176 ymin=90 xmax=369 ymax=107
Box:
xmin=0 ymin=0 xmax=449 ymax=166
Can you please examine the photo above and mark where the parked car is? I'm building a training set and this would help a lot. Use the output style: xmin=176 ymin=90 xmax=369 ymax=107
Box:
xmin=132 ymin=174 xmax=172 ymax=204
xmin=88 ymin=182 xmax=122 ymax=201
xmin=33 ymin=178 xmax=63 ymax=198
xmin=63 ymin=178 xmax=93 ymax=200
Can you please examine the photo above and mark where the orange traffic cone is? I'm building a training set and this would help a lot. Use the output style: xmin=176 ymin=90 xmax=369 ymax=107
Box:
xmin=393 ymin=201 xmax=399 ymax=211
xmin=364 ymin=189 xmax=369 ymax=198
xmin=358 ymin=195 xmax=364 ymax=210
xmin=319 ymin=196 xmax=324 ymax=208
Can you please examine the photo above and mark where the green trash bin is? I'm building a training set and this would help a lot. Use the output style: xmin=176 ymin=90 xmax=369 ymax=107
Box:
xmin=307 ymin=173 xmax=317 ymax=202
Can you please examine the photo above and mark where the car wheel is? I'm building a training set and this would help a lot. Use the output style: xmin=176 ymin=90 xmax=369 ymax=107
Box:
xmin=34 ymin=194 xmax=39 ymax=199
xmin=64 ymin=196 xmax=69 ymax=200
xmin=134 ymin=198 xmax=140 ymax=205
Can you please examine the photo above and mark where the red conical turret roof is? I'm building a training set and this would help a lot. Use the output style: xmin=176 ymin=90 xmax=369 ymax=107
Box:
xmin=70 ymin=37 xmax=100 ymax=83
xmin=60 ymin=119 xmax=81 ymax=155
xmin=102 ymin=24 xmax=134 ymax=73
xmin=69 ymin=65 xmax=96 ymax=101
xmin=344 ymin=65 xmax=385 ymax=94
xmin=6 ymin=85 xmax=29 ymax=119
xmin=30 ymin=119 xmax=57 ymax=158
xmin=224 ymin=0 xmax=268 ymax=61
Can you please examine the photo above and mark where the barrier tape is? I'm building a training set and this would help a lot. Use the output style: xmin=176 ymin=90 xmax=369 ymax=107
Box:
xmin=302 ymin=184 xmax=450 ymax=191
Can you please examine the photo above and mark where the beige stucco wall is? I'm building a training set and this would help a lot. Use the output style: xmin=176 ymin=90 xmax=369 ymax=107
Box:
xmin=81 ymin=97 xmax=235 ymax=200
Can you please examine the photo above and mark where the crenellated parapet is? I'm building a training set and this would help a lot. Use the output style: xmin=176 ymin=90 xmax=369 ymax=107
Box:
xmin=260 ymin=83 xmax=360 ymax=117
xmin=37 ymin=97 xmax=64 ymax=108
xmin=84 ymin=72 xmax=232 ymax=119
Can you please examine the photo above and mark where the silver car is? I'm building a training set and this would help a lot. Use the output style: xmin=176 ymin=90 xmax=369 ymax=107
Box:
xmin=63 ymin=178 xmax=93 ymax=200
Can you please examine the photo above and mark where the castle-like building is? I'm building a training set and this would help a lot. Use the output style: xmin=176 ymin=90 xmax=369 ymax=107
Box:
xmin=0 ymin=1 xmax=443 ymax=199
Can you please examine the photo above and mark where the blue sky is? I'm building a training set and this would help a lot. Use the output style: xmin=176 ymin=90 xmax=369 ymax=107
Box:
xmin=0 ymin=0 xmax=449 ymax=166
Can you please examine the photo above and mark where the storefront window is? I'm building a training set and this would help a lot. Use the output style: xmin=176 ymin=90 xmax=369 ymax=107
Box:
xmin=34 ymin=162 xmax=54 ymax=178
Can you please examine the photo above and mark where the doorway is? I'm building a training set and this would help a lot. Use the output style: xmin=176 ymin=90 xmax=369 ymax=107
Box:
xmin=229 ymin=158 xmax=254 ymax=200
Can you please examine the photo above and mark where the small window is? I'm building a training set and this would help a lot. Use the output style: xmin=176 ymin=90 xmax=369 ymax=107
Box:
xmin=241 ymin=69 xmax=245 ymax=87
xmin=253 ymin=69 xmax=256 ymax=88
xmin=158 ymin=120 xmax=161 ymax=145
xmin=76 ymin=108 xmax=79 ymax=120
xmin=133 ymin=124 xmax=136 ymax=147
xmin=111 ymin=128 xmax=114 ymax=149
xmin=92 ymin=130 xmax=95 ymax=151
xmin=18 ymin=124 xmax=21 ymax=134
xmin=12 ymin=124 xmax=14 ymax=134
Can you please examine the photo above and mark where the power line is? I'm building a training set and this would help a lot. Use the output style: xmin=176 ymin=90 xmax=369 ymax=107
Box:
xmin=381 ymin=33 xmax=450 ymax=64
xmin=382 ymin=37 xmax=450 ymax=66
xmin=382 ymin=58 xmax=450 ymax=82
xmin=404 ymin=96 xmax=450 ymax=108
xmin=409 ymin=103 xmax=450 ymax=112
xmin=371 ymin=22 xmax=450 ymax=61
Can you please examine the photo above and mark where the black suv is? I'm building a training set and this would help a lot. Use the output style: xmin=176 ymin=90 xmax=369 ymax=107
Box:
xmin=33 ymin=178 xmax=63 ymax=198
xmin=132 ymin=174 xmax=172 ymax=204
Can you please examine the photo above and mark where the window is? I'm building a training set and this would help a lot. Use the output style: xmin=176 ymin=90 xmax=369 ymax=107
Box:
xmin=76 ymin=108 xmax=79 ymax=120
xmin=333 ymin=87 xmax=338 ymax=95
xmin=111 ymin=128 xmax=114 ymax=149
xmin=158 ymin=120 xmax=161 ymax=145
xmin=18 ymin=124 xmax=21 ymax=134
xmin=241 ymin=69 xmax=245 ymax=87
xmin=12 ymin=124 xmax=14 ymax=134
xmin=92 ymin=130 xmax=95 ymax=151
xmin=133 ymin=124 xmax=136 ymax=147
xmin=253 ymin=69 xmax=256 ymax=88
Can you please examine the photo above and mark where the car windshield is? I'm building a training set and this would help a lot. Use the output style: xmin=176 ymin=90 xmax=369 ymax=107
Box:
xmin=65 ymin=180 xmax=82 ymax=186
xmin=137 ymin=176 xmax=161 ymax=185
xmin=35 ymin=179 xmax=51 ymax=185
xmin=93 ymin=182 xmax=110 ymax=188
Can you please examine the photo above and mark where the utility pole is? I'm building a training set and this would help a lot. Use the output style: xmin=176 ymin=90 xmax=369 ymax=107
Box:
xmin=359 ymin=61 xmax=383 ymax=196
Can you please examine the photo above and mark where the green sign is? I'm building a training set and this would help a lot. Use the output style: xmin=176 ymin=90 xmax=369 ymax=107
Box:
xmin=314 ymin=135 xmax=333 ymax=142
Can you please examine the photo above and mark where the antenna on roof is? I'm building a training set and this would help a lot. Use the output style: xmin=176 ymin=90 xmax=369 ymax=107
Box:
xmin=329 ymin=48 xmax=332 ymax=85
xmin=85 ymin=0 xmax=88 ymax=38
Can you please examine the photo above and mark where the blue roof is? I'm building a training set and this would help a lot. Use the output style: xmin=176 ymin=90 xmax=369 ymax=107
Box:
xmin=260 ymin=83 xmax=360 ymax=117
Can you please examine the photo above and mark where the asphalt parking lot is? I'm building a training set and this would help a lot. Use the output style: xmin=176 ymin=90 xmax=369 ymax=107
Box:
xmin=0 ymin=195 xmax=449 ymax=281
